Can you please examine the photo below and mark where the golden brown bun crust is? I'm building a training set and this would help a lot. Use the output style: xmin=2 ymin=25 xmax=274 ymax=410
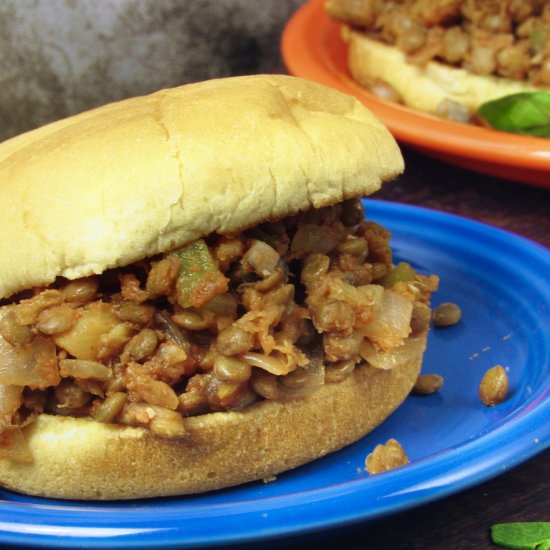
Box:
xmin=0 ymin=339 xmax=424 ymax=500
xmin=0 ymin=74 xmax=403 ymax=300
xmin=344 ymin=28 xmax=550 ymax=115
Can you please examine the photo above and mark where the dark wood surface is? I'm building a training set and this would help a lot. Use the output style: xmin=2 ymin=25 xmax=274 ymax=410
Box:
xmin=377 ymin=147 xmax=550 ymax=249
xmin=281 ymin=148 xmax=550 ymax=550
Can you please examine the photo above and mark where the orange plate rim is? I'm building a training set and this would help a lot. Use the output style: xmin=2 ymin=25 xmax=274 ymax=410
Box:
xmin=281 ymin=0 xmax=550 ymax=187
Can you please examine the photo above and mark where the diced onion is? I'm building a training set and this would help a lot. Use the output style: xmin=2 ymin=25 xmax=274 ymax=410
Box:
xmin=155 ymin=311 xmax=191 ymax=352
xmin=0 ymin=384 xmax=23 ymax=429
xmin=0 ymin=335 xmax=59 ymax=389
xmin=360 ymin=336 xmax=425 ymax=370
xmin=59 ymin=359 xmax=111 ymax=381
xmin=361 ymin=289 xmax=413 ymax=351
xmin=241 ymin=352 xmax=294 ymax=376
xmin=54 ymin=305 xmax=119 ymax=361
xmin=244 ymin=240 xmax=280 ymax=278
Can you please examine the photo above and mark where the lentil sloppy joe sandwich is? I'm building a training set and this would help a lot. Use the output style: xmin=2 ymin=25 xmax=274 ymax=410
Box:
xmin=0 ymin=74 xmax=438 ymax=500
xmin=326 ymin=0 xmax=550 ymax=123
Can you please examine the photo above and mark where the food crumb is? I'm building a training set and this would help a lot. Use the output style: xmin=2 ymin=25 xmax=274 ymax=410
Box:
xmin=365 ymin=438 xmax=409 ymax=475
xmin=479 ymin=365 xmax=509 ymax=406
xmin=412 ymin=373 xmax=444 ymax=395
xmin=262 ymin=475 xmax=277 ymax=484
xmin=431 ymin=302 xmax=461 ymax=327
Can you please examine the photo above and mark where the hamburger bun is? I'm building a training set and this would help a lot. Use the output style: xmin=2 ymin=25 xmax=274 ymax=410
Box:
xmin=0 ymin=74 xmax=433 ymax=500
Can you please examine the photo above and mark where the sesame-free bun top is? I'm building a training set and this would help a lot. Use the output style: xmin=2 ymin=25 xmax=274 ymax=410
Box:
xmin=0 ymin=74 xmax=403 ymax=300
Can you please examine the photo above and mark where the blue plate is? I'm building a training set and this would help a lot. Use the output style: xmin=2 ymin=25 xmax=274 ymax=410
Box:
xmin=1 ymin=200 xmax=549 ymax=549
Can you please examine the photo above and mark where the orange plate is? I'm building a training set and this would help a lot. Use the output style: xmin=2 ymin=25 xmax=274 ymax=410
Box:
xmin=282 ymin=0 xmax=550 ymax=189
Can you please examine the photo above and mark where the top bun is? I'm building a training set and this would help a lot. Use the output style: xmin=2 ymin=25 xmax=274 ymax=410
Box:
xmin=0 ymin=75 xmax=403 ymax=300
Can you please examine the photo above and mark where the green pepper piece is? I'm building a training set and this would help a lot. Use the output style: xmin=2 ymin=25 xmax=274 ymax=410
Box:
xmin=171 ymin=239 xmax=228 ymax=309
xmin=379 ymin=261 xmax=416 ymax=288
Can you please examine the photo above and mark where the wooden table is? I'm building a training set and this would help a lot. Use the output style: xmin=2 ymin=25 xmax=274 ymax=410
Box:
xmin=377 ymin=147 xmax=550 ymax=249
xmin=282 ymin=148 xmax=550 ymax=549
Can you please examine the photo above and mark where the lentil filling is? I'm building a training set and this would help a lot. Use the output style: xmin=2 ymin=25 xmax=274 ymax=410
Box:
xmin=328 ymin=0 xmax=550 ymax=84
xmin=0 ymin=200 xmax=437 ymax=461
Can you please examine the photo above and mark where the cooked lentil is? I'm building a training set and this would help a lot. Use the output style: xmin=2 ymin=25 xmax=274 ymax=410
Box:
xmin=412 ymin=373 xmax=444 ymax=394
xmin=432 ymin=302 xmax=462 ymax=327
xmin=479 ymin=364 xmax=509 ymax=406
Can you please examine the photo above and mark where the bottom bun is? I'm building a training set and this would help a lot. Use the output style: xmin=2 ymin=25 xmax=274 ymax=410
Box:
xmin=344 ymin=27 xmax=548 ymax=117
xmin=0 ymin=336 xmax=424 ymax=500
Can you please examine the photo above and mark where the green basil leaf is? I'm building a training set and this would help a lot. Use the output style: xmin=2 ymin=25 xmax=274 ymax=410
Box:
xmin=491 ymin=523 xmax=550 ymax=550
xmin=476 ymin=92 xmax=550 ymax=137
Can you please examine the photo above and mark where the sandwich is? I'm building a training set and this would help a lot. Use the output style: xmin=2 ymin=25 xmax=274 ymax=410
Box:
xmin=326 ymin=0 xmax=550 ymax=123
xmin=0 ymin=74 xmax=437 ymax=500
